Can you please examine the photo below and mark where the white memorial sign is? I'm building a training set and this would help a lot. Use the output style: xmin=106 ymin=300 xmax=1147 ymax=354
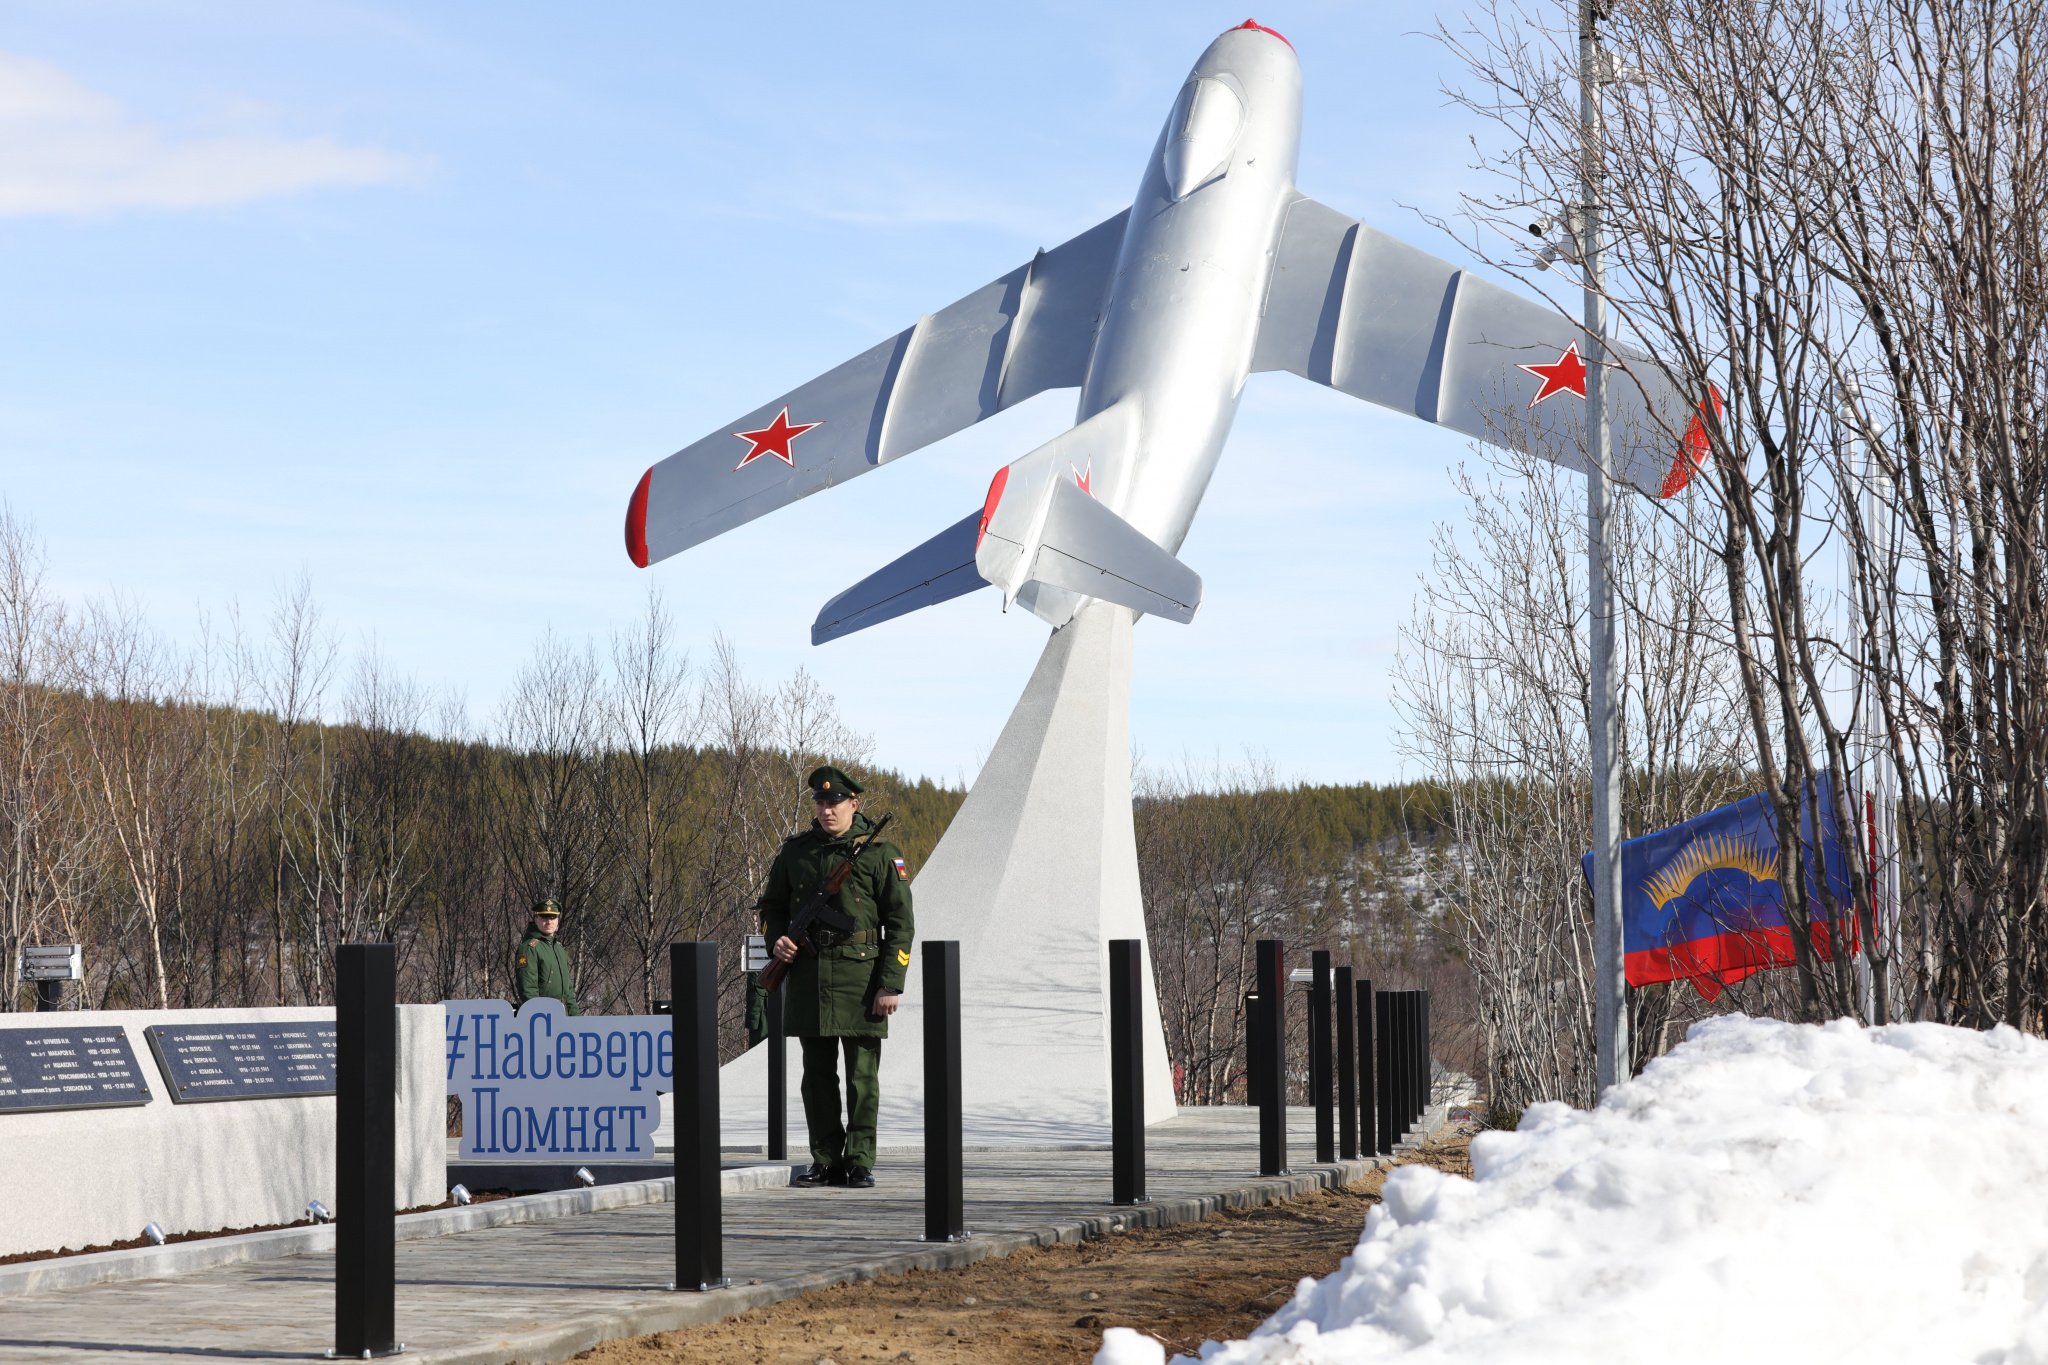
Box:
xmin=443 ymin=999 xmax=672 ymax=1160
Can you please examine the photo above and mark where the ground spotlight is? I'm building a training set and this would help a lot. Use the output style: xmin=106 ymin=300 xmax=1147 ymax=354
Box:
xmin=574 ymin=1167 xmax=596 ymax=1187
xmin=306 ymin=1199 xmax=333 ymax=1224
xmin=450 ymin=1183 xmax=472 ymax=1205
xmin=141 ymin=1222 xmax=166 ymax=1246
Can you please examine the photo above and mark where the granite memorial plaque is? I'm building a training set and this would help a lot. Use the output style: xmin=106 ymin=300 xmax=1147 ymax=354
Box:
xmin=145 ymin=1021 xmax=338 ymax=1103
xmin=0 ymin=1027 xmax=151 ymax=1113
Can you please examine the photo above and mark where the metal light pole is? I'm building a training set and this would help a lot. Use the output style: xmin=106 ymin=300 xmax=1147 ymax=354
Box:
xmin=1581 ymin=0 xmax=1629 ymax=1094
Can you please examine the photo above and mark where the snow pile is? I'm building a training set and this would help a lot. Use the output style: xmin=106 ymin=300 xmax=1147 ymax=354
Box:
xmin=1099 ymin=1017 xmax=2048 ymax=1365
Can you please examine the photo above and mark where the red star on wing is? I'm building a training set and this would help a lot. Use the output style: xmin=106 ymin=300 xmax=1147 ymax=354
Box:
xmin=1517 ymin=342 xmax=1591 ymax=408
xmin=732 ymin=407 xmax=822 ymax=470
xmin=1071 ymin=459 xmax=1093 ymax=497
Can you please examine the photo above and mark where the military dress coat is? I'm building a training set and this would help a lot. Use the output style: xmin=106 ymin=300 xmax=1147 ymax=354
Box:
xmin=513 ymin=927 xmax=580 ymax=1015
xmin=755 ymin=812 xmax=914 ymax=1038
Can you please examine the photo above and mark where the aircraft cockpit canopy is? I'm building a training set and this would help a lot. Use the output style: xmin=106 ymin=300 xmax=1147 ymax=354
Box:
xmin=1162 ymin=77 xmax=1245 ymax=201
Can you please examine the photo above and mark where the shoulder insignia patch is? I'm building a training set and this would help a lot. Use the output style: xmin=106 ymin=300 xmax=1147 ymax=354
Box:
xmin=897 ymin=948 xmax=911 ymax=967
xmin=516 ymin=954 xmax=528 ymax=967
xmin=893 ymin=857 xmax=909 ymax=881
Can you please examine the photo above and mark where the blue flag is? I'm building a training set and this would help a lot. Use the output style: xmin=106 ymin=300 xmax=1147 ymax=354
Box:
xmin=1582 ymin=778 xmax=1857 ymax=1001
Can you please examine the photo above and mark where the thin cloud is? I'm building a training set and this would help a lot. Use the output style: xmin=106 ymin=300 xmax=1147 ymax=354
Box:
xmin=0 ymin=52 xmax=418 ymax=217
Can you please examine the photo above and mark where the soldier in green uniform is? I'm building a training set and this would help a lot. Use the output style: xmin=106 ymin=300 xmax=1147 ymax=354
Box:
xmin=513 ymin=897 xmax=580 ymax=1015
xmin=757 ymin=765 xmax=914 ymax=1188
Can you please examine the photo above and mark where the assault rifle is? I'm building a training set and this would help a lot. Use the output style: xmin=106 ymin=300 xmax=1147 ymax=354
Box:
xmin=759 ymin=813 xmax=893 ymax=993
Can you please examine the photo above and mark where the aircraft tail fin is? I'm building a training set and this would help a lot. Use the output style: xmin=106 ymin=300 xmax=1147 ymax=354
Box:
xmin=974 ymin=403 xmax=1202 ymax=628
xmin=810 ymin=400 xmax=1200 ymax=643
xmin=1024 ymin=478 xmax=1203 ymax=623
xmin=811 ymin=511 xmax=988 ymax=645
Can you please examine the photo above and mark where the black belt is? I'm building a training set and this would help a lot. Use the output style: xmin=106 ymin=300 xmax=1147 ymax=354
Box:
xmin=844 ymin=929 xmax=879 ymax=945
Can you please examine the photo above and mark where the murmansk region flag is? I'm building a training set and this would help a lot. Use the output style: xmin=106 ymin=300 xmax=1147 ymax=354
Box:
xmin=1581 ymin=780 xmax=1857 ymax=1001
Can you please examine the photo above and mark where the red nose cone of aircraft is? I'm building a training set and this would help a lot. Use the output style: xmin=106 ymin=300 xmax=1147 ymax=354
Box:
xmin=1234 ymin=18 xmax=1292 ymax=48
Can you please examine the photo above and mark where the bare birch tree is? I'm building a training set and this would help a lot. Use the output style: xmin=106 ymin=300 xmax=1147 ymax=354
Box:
xmin=496 ymin=629 xmax=622 ymax=1006
xmin=608 ymin=590 xmax=705 ymax=1009
xmin=70 ymin=600 xmax=201 ymax=1009
xmin=291 ymin=648 xmax=434 ymax=980
xmin=0 ymin=512 xmax=80 ymax=1010
xmin=254 ymin=577 xmax=334 ymax=1003
xmin=191 ymin=604 xmax=264 ymax=1005
xmin=1432 ymin=0 xmax=2048 ymax=1036
xmin=1396 ymin=452 xmax=1752 ymax=1113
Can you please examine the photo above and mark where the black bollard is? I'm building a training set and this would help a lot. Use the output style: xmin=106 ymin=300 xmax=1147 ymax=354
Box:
xmin=1356 ymin=978 xmax=1379 ymax=1157
xmin=1384 ymin=990 xmax=1403 ymax=1140
xmin=766 ymin=984 xmax=787 ymax=1162
xmin=1402 ymin=992 xmax=1422 ymax=1132
xmin=1335 ymin=966 xmax=1356 ymax=1161
xmin=1255 ymin=939 xmax=1287 ymax=1177
xmin=1417 ymin=991 xmax=1433 ymax=1123
xmin=672 ymin=943 xmax=727 ymax=1291
xmin=334 ymin=943 xmax=399 ymax=1359
xmin=1310 ymin=950 xmax=1334 ymax=1164
xmin=1408 ymin=992 xmax=1426 ymax=1128
xmin=1373 ymin=987 xmax=1396 ymax=1155
xmin=1108 ymin=939 xmax=1147 ymax=1205
xmin=1392 ymin=991 xmax=1414 ymax=1139
xmin=924 ymin=940 xmax=965 ymax=1241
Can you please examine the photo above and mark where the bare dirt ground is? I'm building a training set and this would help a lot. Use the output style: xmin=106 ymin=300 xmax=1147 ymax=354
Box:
xmin=576 ymin=1127 xmax=1475 ymax=1365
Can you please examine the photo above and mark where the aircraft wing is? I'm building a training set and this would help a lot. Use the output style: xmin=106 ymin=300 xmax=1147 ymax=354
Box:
xmin=626 ymin=210 xmax=1131 ymax=567
xmin=1252 ymin=196 xmax=1713 ymax=498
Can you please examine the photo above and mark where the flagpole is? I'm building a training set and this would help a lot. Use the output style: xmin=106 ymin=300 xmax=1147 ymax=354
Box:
xmin=1581 ymin=0 xmax=1629 ymax=1095
xmin=1858 ymin=396 xmax=1900 ymax=1025
xmin=1851 ymin=396 xmax=1879 ymax=1025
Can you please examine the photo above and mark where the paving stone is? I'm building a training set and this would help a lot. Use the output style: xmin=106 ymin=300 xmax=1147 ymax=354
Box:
xmin=0 ymin=1102 xmax=1455 ymax=1364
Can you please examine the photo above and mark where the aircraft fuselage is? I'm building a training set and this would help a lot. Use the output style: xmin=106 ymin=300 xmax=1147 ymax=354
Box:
xmin=1079 ymin=23 xmax=1303 ymax=554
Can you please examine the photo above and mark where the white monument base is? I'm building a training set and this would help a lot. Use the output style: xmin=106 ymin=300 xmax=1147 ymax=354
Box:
xmin=714 ymin=601 xmax=1178 ymax=1148
xmin=0 ymin=1005 xmax=445 ymax=1259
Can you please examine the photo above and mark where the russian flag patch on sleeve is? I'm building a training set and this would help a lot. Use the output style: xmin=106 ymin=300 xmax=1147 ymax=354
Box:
xmin=893 ymin=857 xmax=909 ymax=881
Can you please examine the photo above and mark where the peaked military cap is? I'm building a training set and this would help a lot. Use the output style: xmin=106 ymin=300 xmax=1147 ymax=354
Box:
xmin=532 ymin=896 xmax=562 ymax=917
xmin=807 ymin=765 xmax=863 ymax=799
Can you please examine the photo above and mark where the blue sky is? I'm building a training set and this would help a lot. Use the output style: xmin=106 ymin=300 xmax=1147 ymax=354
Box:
xmin=1 ymin=1 xmax=1533 ymax=787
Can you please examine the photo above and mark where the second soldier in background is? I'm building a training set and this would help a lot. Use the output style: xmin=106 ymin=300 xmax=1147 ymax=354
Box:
xmin=756 ymin=766 xmax=914 ymax=1187
xmin=513 ymin=896 xmax=578 ymax=1015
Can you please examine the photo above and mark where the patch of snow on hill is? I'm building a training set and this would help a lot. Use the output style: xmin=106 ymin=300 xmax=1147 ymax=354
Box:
xmin=1099 ymin=1015 xmax=2048 ymax=1364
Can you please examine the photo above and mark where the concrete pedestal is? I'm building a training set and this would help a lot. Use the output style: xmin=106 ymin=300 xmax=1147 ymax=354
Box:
xmin=714 ymin=602 xmax=1177 ymax=1147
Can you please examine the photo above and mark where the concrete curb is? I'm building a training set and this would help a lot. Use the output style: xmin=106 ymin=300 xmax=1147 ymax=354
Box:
xmin=0 ymin=1162 xmax=795 ymax=1297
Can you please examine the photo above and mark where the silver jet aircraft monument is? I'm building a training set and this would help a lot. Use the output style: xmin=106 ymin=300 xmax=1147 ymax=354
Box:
xmin=628 ymin=21 xmax=1711 ymax=1142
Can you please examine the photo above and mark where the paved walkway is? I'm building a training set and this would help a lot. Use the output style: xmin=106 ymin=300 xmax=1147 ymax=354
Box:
xmin=0 ymin=1104 xmax=1455 ymax=1365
